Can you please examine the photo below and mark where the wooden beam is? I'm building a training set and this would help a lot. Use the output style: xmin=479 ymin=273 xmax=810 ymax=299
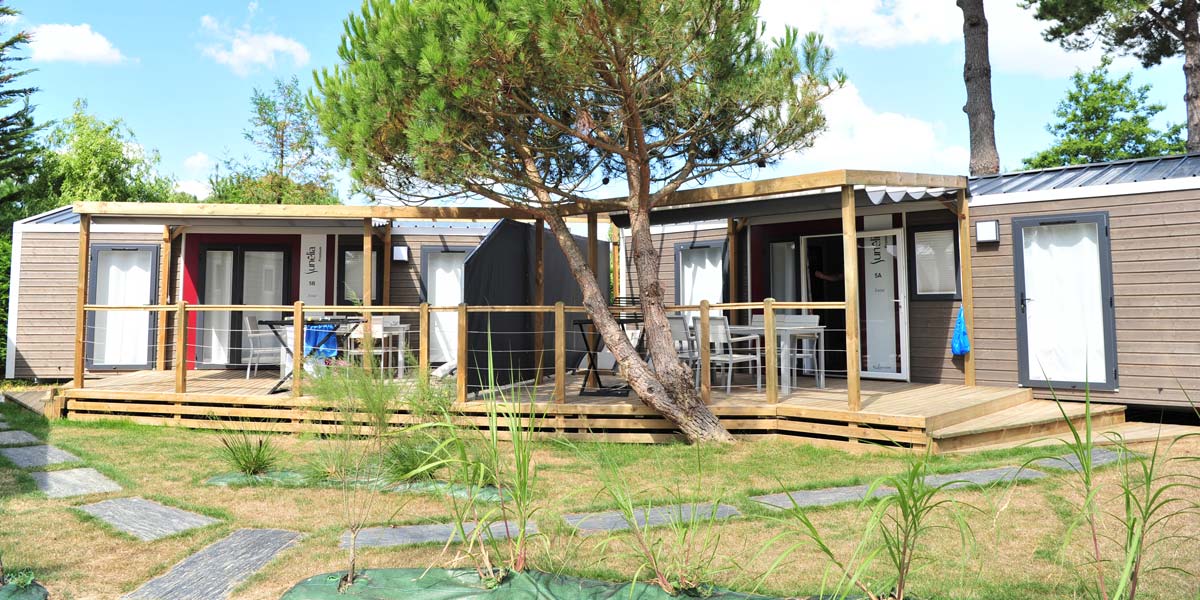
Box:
xmin=554 ymin=301 xmax=565 ymax=403
xmin=74 ymin=200 xmax=623 ymax=220
xmin=292 ymin=301 xmax=304 ymax=398
xmin=382 ymin=227 xmax=392 ymax=306
xmin=841 ymin=185 xmax=862 ymax=412
xmin=727 ymin=218 xmax=739 ymax=325
xmin=174 ymin=301 xmax=187 ymax=394
xmin=533 ymin=219 xmax=545 ymax=376
xmin=73 ymin=214 xmax=91 ymax=389
xmin=698 ymin=301 xmax=711 ymax=404
xmin=156 ymin=225 xmax=171 ymax=371
xmin=362 ymin=219 xmax=373 ymax=369
xmin=456 ymin=303 xmax=468 ymax=402
xmin=418 ymin=302 xmax=430 ymax=381
xmin=958 ymin=188 xmax=977 ymax=387
xmin=764 ymin=298 xmax=778 ymax=404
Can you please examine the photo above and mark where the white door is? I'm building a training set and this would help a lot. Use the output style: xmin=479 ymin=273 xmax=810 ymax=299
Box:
xmin=1014 ymin=213 xmax=1117 ymax=390
xmin=858 ymin=229 xmax=909 ymax=381
xmin=91 ymin=247 xmax=156 ymax=368
xmin=242 ymin=251 xmax=286 ymax=365
xmin=427 ymin=251 xmax=467 ymax=363
xmin=678 ymin=244 xmax=724 ymax=317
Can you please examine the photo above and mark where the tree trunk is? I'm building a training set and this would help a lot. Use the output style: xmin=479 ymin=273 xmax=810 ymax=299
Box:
xmin=543 ymin=212 xmax=734 ymax=443
xmin=959 ymin=0 xmax=1000 ymax=176
xmin=1183 ymin=0 xmax=1200 ymax=152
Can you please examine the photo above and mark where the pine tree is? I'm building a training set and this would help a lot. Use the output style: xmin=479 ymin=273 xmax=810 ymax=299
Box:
xmin=0 ymin=1 xmax=41 ymax=210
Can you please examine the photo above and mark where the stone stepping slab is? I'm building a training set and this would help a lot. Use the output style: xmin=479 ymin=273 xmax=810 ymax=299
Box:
xmin=924 ymin=466 xmax=1046 ymax=489
xmin=0 ymin=419 xmax=9 ymax=430
xmin=79 ymin=497 xmax=220 ymax=541
xmin=1034 ymin=448 xmax=1124 ymax=472
xmin=563 ymin=503 xmax=741 ymax=534
xmin=124 ymin=528 xmax=301 ymax=600
xmin=0 ymin=444 xmax=82 ymax=468
xmin=0 ymin=430 xmax=40 ymax=446
xmin=31 ymin=467 xmax=122 ymax=498
xmin=752 ymin=484 xmax=895 ymax=510
xmin=344 ymin=520 xmax=537 ymax=549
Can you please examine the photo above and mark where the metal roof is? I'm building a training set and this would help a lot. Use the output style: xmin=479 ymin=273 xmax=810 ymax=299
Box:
xmin=969 ymin=153 xmax=1200 ymax=196
xmin=21 ymin=205 xmax=79 ymax=225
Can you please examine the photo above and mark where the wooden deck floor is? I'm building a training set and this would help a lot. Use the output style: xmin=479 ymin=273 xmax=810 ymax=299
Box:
xmin=59 ymin=369 xmax=1045 ymax=451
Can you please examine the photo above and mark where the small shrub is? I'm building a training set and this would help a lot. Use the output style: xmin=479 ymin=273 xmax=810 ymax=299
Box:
xmin=215 ymin=427 xmax=280 ymax=476
xmin=384 ymin=435 xmax=443 ymax=482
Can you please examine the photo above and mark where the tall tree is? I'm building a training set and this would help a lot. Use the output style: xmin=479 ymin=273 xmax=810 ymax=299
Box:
xmin=1024 ymin=58 xmax=1185 ymax=168
xmin=1024 ymin=0 xmax=1200 ymax=152
xmin=39 ymin=99 xmax=179 ymax=203
xmin=228 ymin=75 xmax=336 ymax=204
xmin=314 ymin=0 xmax=843 ymax=442
xmin=959 ymin=0 xmax=1000 ymax=175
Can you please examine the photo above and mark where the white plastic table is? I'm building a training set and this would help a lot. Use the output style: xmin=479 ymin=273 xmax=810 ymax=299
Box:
xmin=728 ymin=324 xmax=826 ymax=394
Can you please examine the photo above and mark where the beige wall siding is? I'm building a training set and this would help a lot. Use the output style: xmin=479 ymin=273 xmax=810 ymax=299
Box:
xmin=905 ymin=210 xmax=966 ymax=384
xmin=381 ymin=233 xmax=484 ymax=335
xmin=970 ymin=188 xmax=1200 ymax=409
xmin=13 ymin=230 xmax=163 ymax=380
xmin=622 ymin=227 xmax=728 ymax=302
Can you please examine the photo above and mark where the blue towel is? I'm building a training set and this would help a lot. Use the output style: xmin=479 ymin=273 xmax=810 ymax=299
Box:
xmin=951 ymin=306 xmax=971 ymax=357
xmin=304 ymin=323 xmax=338 ymax=359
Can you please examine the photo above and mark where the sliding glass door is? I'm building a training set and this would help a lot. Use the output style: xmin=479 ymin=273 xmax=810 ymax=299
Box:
xmin=198 ymin=246 xmax=289 ymax=368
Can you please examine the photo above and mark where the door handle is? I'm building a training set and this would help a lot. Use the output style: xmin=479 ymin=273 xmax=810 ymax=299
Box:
xmin=1020 ymin=293 xmax=1033 ymax=313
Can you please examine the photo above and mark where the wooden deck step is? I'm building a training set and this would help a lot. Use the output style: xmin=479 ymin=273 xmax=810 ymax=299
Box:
xmin=952 ymin=421 xmax=1200 ymax=453
xmin=931 ymin=400 xmax=1125 ymax=453
xmin=923 ymin=387 xmax=1034 ymax=432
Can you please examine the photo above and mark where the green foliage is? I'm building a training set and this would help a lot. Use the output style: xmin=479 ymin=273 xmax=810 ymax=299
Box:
xmin=215 ymin=427 xmax=281 ymax=476
xmin=1023 ymin=58 xmax=1184 ymax=169
xmin=0 ymin=1 xmax=41 ymax=205
xmin=313 ymin=0 xmax=843 ymax=209
xmin=212 ymin=76 xmax=339 ymax=205
xmin=1023 ymin=0 xmax=1188 ymax=69
xmin=383 ymin=434 xmax=443 ymax=482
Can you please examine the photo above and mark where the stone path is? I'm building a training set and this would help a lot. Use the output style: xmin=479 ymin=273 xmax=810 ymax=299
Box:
xmin=0 ymin=444 xmax=82 ymax=468
xmin=752 ymin=484 xmax=894 ymax=510
xmin=1034 ymin=448 xmax=1124 ymax=472
xmin=563 ymin=503 xmax=741 ymax=534
xmin=79 ymin=497 xmax=220 ymax=541
xmin=31 ymin=468 xmax=123 ymax=498
xmin=0 ymin=430 xmax=40 ymax=446
xmin=925 ymin=466 xmax=1046 ymax=489
xmin=345 ymin=520 xmax=537 ymax=548
xmin=124 ymin=529 xmax=301 ymax=600
xmin=0 ymin=419 xmax=9 ymax=430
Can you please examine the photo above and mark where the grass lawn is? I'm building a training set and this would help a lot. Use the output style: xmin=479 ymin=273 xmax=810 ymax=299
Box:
xmin=0 ymin=401 xmax=1197 ymax=600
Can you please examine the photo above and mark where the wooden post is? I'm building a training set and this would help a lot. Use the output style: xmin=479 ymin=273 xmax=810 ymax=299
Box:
xmin=841 ymin=185 xmax=862 ymax=412
xmin=292 ymin=301 xmax=304 ymax=398
xmin=382 ymin=227 xmax=392 ymax=306
xmin=73 ymin=214 xmax=91 ymax=389
xmin=554 ymin=301 xmax=565 ymax=403
xmin=156 ymin=225 xmax=171 ymax=370
xmin=174 ymin=301 xmax=187 ymax=394
xmin=609 ymin=222 xmax=620 ymax=299
xmin=456 ymin=303 xmax=468 ymax=402
xmin=958 ymin=188 xmax=977 ymax=386
xmin=362 ymin=219 xmax=374 ymax=368
xmin=418 ymin=302 xmax=430 ymax=380
xmin=727 ymin=219 xmax=739 ymax=325
xmin=533 ymin=218 xmax=545 ymax=376
xmin=764 ymin=297 xmax=779 ymax=404
xmin=698 ymin=301 xmax=712 ymax=404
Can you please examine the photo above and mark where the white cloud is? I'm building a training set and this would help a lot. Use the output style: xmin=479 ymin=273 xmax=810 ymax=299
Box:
xmin=770 ymin=82 xmax=968 ymax=175
xmin=28 ymin=23 xmax=125 ymax=64
xmin=183 ymin=152 xmax=214 ymax=175
xmin=199 ymin=13 xmax=309 ymax=76
xmin=175 ymin=179 xmax=211 ymax=200
xmin=758 ymin=0 xmax=1141 ymax=79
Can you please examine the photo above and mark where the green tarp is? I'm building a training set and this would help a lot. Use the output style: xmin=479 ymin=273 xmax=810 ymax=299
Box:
xmin=282 ymin=569 xmax=777 ymax=600
xmin=0 ymin=582 xmax=48 ymax=600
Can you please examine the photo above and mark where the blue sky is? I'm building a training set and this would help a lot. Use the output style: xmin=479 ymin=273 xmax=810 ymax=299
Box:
xmin=14 ymin=0 xmax=1188 ymax=201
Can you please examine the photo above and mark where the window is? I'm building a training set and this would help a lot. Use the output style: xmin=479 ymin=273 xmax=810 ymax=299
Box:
xmin=337 ymin=245 xmax=383 ymax=305
xmin=674 ymin=241 xmax=725 ymax=306
xmin=907 ymin=224 xmax=960 ymax=301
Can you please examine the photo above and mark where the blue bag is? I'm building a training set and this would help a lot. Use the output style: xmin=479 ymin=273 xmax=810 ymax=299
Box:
xmin=951 ymin=306 xmax=971 ymax=357
xmin=304 ymin=323 xmax=338 ymax=359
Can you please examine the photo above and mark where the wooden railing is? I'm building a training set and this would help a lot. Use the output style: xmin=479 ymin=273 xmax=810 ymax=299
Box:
xmin=78 ymin=298 xmax=853 ymax=408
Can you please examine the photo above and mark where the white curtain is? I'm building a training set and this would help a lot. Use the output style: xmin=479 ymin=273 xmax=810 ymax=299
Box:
xmin=242 ymin=251 xmax=285 ymax=364
xmin=679 ymin=246 xmax=723 ymax=315
xmin=201 ymin=250 xmax=234 ymax=365
xmin=769 ymin=242 xmax=797 ymax=309
xmin=428 ymin=252 xmax=466 ymax=363
xmin=913 ymin=229 xmax=956 ymax=295
xmin=93 ymin=249 xmax=153 ymax=366
xmin=1021 ymin=222 xmax=1106 ymax=384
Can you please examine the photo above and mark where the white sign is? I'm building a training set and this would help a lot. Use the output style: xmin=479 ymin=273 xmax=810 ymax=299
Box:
xmin=863 ymin=235 xmax=898 ymax=373
xmin=299 ymin=234 xmax=327 ymax=311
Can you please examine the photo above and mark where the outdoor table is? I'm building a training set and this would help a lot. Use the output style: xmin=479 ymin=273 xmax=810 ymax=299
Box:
xmin=258 ymin=316 xmax=364 ymax=394
xmin=728 ymin=324 xmax=826 ymax=394
xmin=574 ymin=313 xmax=644 ymax=397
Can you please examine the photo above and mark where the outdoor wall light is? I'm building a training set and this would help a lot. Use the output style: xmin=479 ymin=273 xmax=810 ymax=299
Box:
xmin=975 ymin=220 xmax=1000 ymax=244
xmin=392 ymin=245 xmax=410 ymax=262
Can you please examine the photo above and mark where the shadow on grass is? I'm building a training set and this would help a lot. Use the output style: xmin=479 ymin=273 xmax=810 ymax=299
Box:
xmin=0 ymin=403 xmax=51 ymax=441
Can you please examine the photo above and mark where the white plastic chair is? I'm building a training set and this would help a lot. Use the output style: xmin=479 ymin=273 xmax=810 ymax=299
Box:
xmin=693 ymin=315 xmax=761 ymax=393
xmin=666 ymin=314 xmax=698 ymax=369
xmin=242 ymin=316 xmax=278 ymax=379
